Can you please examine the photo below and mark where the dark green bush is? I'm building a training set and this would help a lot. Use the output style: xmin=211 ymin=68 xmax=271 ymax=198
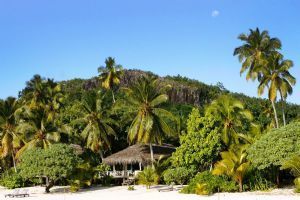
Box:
xmin=243 ymin=168 xmax=275 ymax=191
xmin=0 ymin=170 xmax=26 ymax=189
xmin=181 ymin=171 xmax=238 ymax=194
xmin=163 ymin=167 xmax=195 ymax=185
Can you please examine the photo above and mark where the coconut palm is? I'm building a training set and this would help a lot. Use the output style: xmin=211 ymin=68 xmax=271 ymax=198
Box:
xmin=75 ymin=91 xmax=116 ymax=159
xmin=20 ymin=74 xmax=45 ymax=109
xmin=15 ymin=108 xmax=61 ymax=158
xmin=212 ymin=145 xmax=250 ymax=192
xmin=98 ymin=57 xmax=124 ymax=103
xmin=205 ymin=95 xmax=253 ymax=146
xmin=258 ymin=53 xmax=296 ymax=127
xmin=0 ymin=97 xmax=21 ymax=171
xmin=234 ymin=28 xmax=281 ymax=81
xmin=21 ymin=75 xmax=64 ymax=122
xmin=234 ymin=28 xmax=282 ymax=128
xmin=117 ymin=75 xmax=177 ymax=166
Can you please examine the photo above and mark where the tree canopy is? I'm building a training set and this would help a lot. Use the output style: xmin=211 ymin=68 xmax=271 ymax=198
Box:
xmin=171 ymin=108 xmax=221 ymax=170
xmin=247 ymin=122 xmax=300 ymax=170
xmin=18 ymin=144 xmax=82 ymax=192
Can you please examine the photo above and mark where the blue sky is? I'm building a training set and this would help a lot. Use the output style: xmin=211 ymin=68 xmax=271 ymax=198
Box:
xmin=0 ymin=0 xmax=299 ymax=103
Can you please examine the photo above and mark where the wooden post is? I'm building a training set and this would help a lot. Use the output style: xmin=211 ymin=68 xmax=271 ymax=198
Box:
xmin=113 ymin=165 xmax=116 ymax=172
xmin=139 ymin=162 xmax=142 ymax=171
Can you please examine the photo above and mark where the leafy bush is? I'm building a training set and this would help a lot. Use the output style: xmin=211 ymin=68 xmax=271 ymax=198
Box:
xmin=163 ymin=167 xmax=194 ymax=185
xmin=171 ymin=109 xmax=222 ymax=170
xmin=195 ymin=183 xmax=210 ymax=195
xmin=248 ymin=122 xmax=300 ymax=170
xmin=137 ymin=167 xmax=159 ymax=189
xmin=181 ymin=171 xmax=238 ymax=194
xmin=243 ymin=168 xmax=275 ymax=191
xmin=0 ymin=170 xmax=25 ymax=189
xmin=18 ymin=144 xmax=82 ymax=193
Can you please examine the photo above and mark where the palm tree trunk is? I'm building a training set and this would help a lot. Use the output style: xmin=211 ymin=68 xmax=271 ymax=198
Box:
xmin=111 ymin=90 xmax=116 ymax=103
xmin=279 ymin=91 xmax=286 ymax=126
xmin=271 ymin=100 xmax=279 ymax=128
xmin=238 ymin=178 xmax=243 ymax=192
xmin=12 ymin=151 xmax=17 ymax=173
xmin=149 ymin=143 xmax=154 ymax=169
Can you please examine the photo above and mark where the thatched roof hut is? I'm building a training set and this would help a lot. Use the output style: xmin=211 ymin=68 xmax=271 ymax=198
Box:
xmin=102 ymin=144 xmax=175 ymax=166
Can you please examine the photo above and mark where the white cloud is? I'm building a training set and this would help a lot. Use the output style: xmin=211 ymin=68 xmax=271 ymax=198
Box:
xmin=211 ymin=10 xmax=220 ymax=17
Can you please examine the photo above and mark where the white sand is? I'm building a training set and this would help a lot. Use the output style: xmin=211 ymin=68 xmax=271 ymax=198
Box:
xmin=0 ymin=185 xmax=299 ymax=200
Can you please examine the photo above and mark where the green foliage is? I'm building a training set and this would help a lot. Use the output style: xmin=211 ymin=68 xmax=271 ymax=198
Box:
xmin=195 ymin=183 xmax=210 ymax=195
xmin=162 ymin=167 xmax=194 ymax=185
xmin=205 ymin=95 xmax=253 ymax=146
xmin=18 ymin=144 xmax=82 ymax=192
xmin=248 ymin=122 xmax=300 ymax=170
xmin=137 ymin=166 xmax=159 ymax=189
xmin=243 ymin=168 xmax=275 ymax=191
xmin=294 ymin=178 xmax=300 ymax=193
xmin=74 ymin=90 xmax=116 ymax=155
xmin=213 ymin=145 xmax=250 ymax=192
xmin=171 ymin=108 xmax=221 ymax=170
xmin=0 ymin=170 xmax=25 ymax=189
xmin=281 ymin=155 xmax=300 ymax=177
xmin=281 ymin=155 xmax=300 ymax=192
xmin=181 ymin=171 xmax=238 ymax=194
xmin=128 ymin=185 xmax=135 ymax=191
xmin=69 ymin=162 xmax=110 ymax=192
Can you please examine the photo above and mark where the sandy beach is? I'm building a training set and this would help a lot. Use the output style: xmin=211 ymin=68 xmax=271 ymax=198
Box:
xmin=1 ymin=185 xmax=299 ymax=200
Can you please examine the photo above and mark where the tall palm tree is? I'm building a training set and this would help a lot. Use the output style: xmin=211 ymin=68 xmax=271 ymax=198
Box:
xmin=116 ymin=75 xmax=177 ymax=166
xmin=213 ymin=145 xmax=250 ymax=192
xmin=234 ymin=28 xmax=281 ymax=80
xmin=205 ymin=95 xmax=253 ymax=146
xmin=0 ymin=97 xmax=21 ymax=171
xmin=98 ymin=57 xmax=124 ymax=103
xmin=234 ymin=28 xmax=282 ymax=128
xmin=258 ymin=53 xmax=296 ymax=127
xmin=75 ymin=91 xmax=116 ymax=159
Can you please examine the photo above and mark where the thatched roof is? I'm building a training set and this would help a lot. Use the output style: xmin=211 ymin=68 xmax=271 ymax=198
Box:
xmin=102 ymin=144 xmax=175 ymax=165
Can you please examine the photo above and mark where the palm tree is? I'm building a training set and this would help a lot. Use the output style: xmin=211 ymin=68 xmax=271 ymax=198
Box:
xmin=75 ymin=91 xmax=116 ymax=159
xmin=212 ymin=145 xmax=250 ymax=192
xmin=15 ymin=108 xmax=61 ymax=158
xmin=234 ymin=28 xmax=282 ymax=128
xmin=258 ymin=53 xmax=296 ymax=127
xmin=20 ymin=75 xmax=45 ymax=109
xmin=205 ymin=95 xmax=253 ymax=146
xmin=21 ymin=76 xmax=64 ymax=121
xmin=0 ymin=97 xmax=21 ymax=172
xmin=98 ymin=57 xmax=124 ymax=103
xmin=116 ymin=75 xmax=177 ymax=166
xmin=234 ymin=28 xmax=281 ymax=81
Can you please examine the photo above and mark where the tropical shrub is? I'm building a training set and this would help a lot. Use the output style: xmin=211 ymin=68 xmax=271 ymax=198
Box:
xmin=248 ymin=122 xmax=300 ymax=170
xmin=243 ymin=168 xmax=275 ymax=191
xmin=248 ymin=122 xmax=300 ymax=186
xmin=0 ymin=170 xmax=25 ymax=189
xmin=137 ymin=166 xmax=159 ymax=189
xmin=195 ymin=183 xmax=210 ymax=195
xmin=18 ymin=144 xmax=82 ymax=193
xmin=281 ymin=155 xmax=300 ymax=193
xmin=171 ymin=108 xmax=221 ymax=170
xmin=162 ymin=167 xmax=194 ymax=185
xmin=213 ymin=145 xmax=250 ymax=192
xmin=181 ymin=171 xmax=238 ymax=194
